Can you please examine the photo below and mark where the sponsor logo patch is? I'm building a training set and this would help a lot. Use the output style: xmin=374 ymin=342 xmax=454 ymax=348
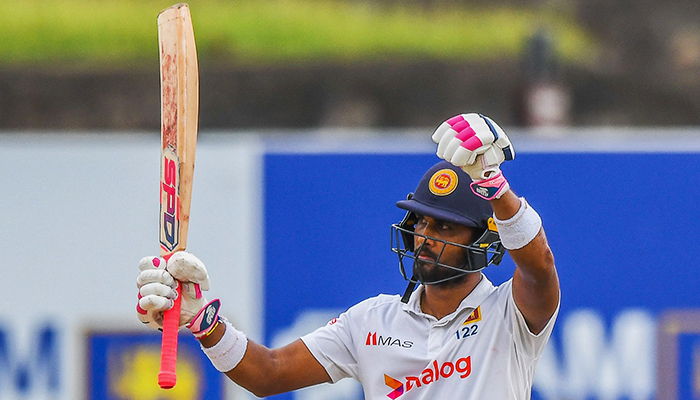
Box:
xmin=159 ymin=148 xmax=180 ymax=252
xmin=366 ymin=332 xmax=413 ymax=348
xmin=384 ymin=356 xmax=472 ymax=398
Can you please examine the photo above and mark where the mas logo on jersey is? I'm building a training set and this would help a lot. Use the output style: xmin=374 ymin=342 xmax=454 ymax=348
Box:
xmin=428 ymin=169 xmax=458 ymax=196
xmin=383 ymin=356 xmax=472 ymax=398
xmin=366 ymin=332 xmax=413 ymax=348
xmin=463 ymin=307 xmax=482 ymax=325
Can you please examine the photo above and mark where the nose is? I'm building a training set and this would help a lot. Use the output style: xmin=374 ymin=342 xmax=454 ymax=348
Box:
xmin=414 ymin=227 xmax=436 ymax=250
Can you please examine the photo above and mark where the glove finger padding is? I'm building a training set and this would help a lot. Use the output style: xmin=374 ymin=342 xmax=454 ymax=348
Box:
xmin=444 ymin=137 xmax=476 ymax=165
xmin=136 ymin=251 xmax=215 ymax=331
xmin=166 ymin=252 xmax=211 ymax=327
xmin=456 ymin=114 xmax=498 ymax=151
xmin=139 ymin=281 xmax=177 ymax=299
xmin=139 ymin=256 xmax=167 ymax=272
xmin=139 ymin=289 xmax=174 ymax=312
xmin=136 ymin=256 xmax=174 ymax=330
xmin=433 ymin=121 xmax=460 ymax=159
xmin=136 ymin=269 xmax=177 ymax=289
xmin=166 ymin=251 xmax=211 ymax=290
xmin=433 ymin=114 xmax=491 ymax=164
xmin=432 ymin=113 xmax=515 ymax=181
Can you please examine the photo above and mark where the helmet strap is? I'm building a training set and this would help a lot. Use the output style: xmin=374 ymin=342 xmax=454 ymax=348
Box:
xmin=401 ymin=278 xmax=417 ymax=303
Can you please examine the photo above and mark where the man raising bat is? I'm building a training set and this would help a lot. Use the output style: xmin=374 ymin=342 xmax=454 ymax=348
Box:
xmin=136 ymin=113 xmax=560 ymax=399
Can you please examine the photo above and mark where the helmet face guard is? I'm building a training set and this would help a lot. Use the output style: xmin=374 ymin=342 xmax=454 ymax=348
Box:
xmin=391 ymin=210 xmax=505 ymax=286
xmin=392 ymin=161 xmax=506 ymax=302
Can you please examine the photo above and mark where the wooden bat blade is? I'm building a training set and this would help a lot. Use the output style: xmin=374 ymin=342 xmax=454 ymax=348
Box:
xmin=159 ymin=2 xmax=199 ymax=258
xmin=157 ymin=2 xmax=199 ymax=390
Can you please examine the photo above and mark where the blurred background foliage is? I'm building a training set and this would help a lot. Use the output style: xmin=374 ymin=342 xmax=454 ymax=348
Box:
xmin=0 ymin=0 xmax=595 ymax=68
xmin=1 ymin=0 xmax=700 ymax=130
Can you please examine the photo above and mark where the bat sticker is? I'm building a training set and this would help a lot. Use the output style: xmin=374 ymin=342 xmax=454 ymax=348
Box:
xmin=160 ymin=148 xmax=180 ymax=252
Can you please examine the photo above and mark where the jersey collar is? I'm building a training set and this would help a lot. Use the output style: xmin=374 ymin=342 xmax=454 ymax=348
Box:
xmin=403 ymin=273 xmax=496 ymax=322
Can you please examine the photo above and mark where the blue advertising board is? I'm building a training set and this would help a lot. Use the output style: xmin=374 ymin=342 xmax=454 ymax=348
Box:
xmin=88 ymin=331 xmax=223 ymax=400
xmin=263 ymin=151 xmax=700 ymax=400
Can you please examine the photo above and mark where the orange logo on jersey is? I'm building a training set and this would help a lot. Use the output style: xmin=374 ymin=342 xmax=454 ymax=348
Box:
xmin=384 ymin=356 xmax=472 ymax=398
xmin=463 ymin=307 xmax=482 ymax=325
xmin=428 ymin=169 xmax=458 ymax=196
xmin=385 ymin=375 xmax=404 ymax=399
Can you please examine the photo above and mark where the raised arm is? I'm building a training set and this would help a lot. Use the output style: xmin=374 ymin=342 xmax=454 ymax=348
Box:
xmin=490 ymin=190 xmax=559 ymax=334
xmin=431 ymin=113 xmax=559 ymax=334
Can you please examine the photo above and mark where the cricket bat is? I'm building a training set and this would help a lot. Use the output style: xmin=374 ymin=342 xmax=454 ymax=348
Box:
xmin=157 ymin=3 xmax=199 ymax=389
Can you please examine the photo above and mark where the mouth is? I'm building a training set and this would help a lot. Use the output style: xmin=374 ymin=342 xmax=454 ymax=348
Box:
xmin=416 ymin=250 xmax=438 ymax=263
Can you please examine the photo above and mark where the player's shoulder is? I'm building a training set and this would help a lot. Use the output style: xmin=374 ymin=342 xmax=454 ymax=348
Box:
xmin=484 ymin=277 xmax=515 ymax=306
xmin=348 ymin=293 xmax=403 ymax=314
xmin=494 ymin=277 xmax=514 ymax=292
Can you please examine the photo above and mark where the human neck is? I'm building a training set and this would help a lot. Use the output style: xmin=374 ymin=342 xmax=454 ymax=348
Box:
xmin=420 ymin=274 xmax=482 ymax=320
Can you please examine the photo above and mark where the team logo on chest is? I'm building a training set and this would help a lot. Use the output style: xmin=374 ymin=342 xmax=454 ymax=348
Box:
xmin=464 ymin=306 xmax=482 ymax=324
xmin=366 ymin=332 xmax=413 ymax=348
xmin=456 ymin=306 xmax=482 ymax=340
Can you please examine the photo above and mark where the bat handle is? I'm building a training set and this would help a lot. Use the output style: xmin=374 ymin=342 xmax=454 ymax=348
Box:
xmin=159 ymin=282 xmax=182 ymax=389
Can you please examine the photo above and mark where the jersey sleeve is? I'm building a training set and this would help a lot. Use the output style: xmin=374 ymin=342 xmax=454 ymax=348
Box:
xmin=300 ymin=300 xmax=369 ymax=383
xmin=501 ymin=279 xmax=560 ymax=360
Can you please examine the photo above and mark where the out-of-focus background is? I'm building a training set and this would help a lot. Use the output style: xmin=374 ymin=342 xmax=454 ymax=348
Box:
xmin=1 ymin=1 xmax=699 ymax=400
xmin=5 ymin=0 xmax=700 ymax=130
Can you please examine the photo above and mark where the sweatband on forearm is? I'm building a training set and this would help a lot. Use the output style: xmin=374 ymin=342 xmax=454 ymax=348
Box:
xmin=201 ymin=318 xmax=249 ymax=372
xmin=493 ymin=197 xmax=542 ymax=250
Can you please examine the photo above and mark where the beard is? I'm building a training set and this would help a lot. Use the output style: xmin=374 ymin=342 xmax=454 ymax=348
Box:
xmin=413 ymin=248 xmax=469 ymax=287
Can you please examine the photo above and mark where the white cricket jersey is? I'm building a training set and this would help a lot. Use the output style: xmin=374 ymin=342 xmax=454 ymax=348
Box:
xmin=301 ymin=274 xmax=559 ymax=400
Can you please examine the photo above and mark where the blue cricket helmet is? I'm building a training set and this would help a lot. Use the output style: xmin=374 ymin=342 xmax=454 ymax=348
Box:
xmin=396 ymin=161 xmax=493 ymax=232
xmin=391 ymin=161 xmax=505 ymax=302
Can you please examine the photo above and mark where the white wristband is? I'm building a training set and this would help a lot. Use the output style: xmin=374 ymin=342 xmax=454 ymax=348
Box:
xmin=201 ymin=318 xmax=248 ymax=372
xmin=493 ymin=197 xmax=542 ymax=250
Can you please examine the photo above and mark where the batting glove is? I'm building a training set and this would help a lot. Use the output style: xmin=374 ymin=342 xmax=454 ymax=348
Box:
xmin=136 ymin=251 xmax=221 ymax=338
xmin=432 ymin=113 xmax=515 ymax=200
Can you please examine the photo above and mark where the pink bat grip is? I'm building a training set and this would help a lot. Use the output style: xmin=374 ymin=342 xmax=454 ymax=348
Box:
xmin=158 ymin=283 xmax=182 ymax=389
